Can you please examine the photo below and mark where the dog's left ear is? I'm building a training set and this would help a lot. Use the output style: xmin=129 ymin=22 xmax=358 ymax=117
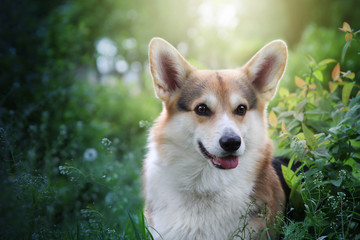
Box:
xmin=244 ymin=40 xmax=288 ymax=102
xmin=148 ymin=38 xmax=195 ymax=102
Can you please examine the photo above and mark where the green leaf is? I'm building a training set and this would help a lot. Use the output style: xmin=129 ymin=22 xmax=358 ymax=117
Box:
xmin=281 ymin=164 xmax=299 ymax=189
xmin=345 ymin=158 xmax=360 ymax=180
xmin=296 ymin=132 xmax=305 ymax=141
xmin=279 ymin=111 xmax=296 ymax=118
xmin=279 ymin=87 xmax=290 ymax=98
xmin=342 ymin=82 xmax=354 ymax=106
xmin=347 ymin=72 xmax=355 ymax=79
xmin=318 ymin=58 xmax=336 ymax=66
xmin=317 ymin=236 xmax=329 ymax=240
xmin=350 ymin=95 xmax=360 ymax=107
xmin=316 ymin=64 xmax=327 ymax=71
xmin=311 ymin=148 xmax=331 ymax=158
xmin=295 ymin=112 xmax=304 ymax=122
xmin=281 ymin=162 xmax=305 ymax=212
xmin=329 ymin=179 xmax=342 ymax=187
xmin=343 ymin=71 xmax=355 ymax=80
xmin=290 ymin=187 xmax=304 ymax=211
xmin=302 ymin=123 xmax=318 ymax=150
xmin=291 ymin=139 xmax=306 ymax=156
xmin=313 ymin=70 xmax=323 ymax=81
xmin=128 ymin=213 xmax=142 ymax=240
xmin=341 ymin=39 xmax=354 ymax=63
xmin=295 ymin=100 xmax=308 ymax=112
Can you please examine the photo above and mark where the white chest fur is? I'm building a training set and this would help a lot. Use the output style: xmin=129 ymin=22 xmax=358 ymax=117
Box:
xmin=144 ymin=147 xmax=258 ymax=240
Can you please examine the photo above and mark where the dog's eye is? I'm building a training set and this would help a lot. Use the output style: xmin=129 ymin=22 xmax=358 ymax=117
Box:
xmin=195 ymin=104 xmax=211 ymax=116
xmin=235 ymin=105 xmax=247 ymax=116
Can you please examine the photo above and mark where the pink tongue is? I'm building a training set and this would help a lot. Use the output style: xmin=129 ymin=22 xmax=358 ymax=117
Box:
xmin=214 ymin=156 xmax=239 ymax=169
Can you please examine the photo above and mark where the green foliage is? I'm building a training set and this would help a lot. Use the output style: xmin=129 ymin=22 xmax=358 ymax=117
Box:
xmin=1 ymin=0 xmax=360 ymax=238
xmin=0 ymin=79 xmax=159 ymax=239
xmin=0 ymin=1 xmax=160 ymax=237
xmin=123 ymin=212 xmax=154 ymax=240
xmin=339 ymin=22 xmax=360 ymax=64
xmin=269 ymin=23 xmax=360 ymax=239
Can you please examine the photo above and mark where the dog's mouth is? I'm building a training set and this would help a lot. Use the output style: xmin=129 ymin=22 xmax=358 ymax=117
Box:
xmin=198 ymin=141 xmax=239 ymax=170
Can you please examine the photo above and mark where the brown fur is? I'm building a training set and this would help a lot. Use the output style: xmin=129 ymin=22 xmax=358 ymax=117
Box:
xmin=250 ymin=140 xmax=286 ymax=238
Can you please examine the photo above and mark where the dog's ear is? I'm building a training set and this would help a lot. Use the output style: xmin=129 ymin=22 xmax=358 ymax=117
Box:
xmin=243 ymin=40 xmax=287 ymax=102
xmin=148 ymin=38 xmax=195 ymax=102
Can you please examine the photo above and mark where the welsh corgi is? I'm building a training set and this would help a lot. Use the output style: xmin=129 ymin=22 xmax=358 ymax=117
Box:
xmin=143 ymin=37 xmax=288 ymax=239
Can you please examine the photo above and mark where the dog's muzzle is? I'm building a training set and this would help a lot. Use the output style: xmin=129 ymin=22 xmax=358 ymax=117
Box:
xmin=198 ymin=141 xmax=239 ymax=170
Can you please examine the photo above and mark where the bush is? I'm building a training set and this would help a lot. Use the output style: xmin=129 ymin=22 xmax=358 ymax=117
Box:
xmin=269 ymin=22 xmax=360 ymax=239
xmin=0 ymin=78 xmax=160 ymax=239
xmin=0 ymin=0 xmax=160 ymax=238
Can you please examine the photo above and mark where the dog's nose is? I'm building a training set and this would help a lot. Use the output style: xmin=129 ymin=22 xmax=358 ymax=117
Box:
xmin=219 ymin=133 xmax=241 ymax=152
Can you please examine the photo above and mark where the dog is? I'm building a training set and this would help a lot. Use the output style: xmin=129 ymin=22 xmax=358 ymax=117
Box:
xmin=143 ymin=37 xmax=288 ymax=240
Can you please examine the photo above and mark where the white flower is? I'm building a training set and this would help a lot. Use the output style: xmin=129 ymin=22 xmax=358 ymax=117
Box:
xmin=83 ymin=148 xmax=98 ymax=161
xmin=101 ymin=137 xmax=111 ymax=146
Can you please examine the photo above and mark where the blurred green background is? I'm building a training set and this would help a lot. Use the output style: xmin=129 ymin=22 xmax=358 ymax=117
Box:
xmin=0 ymin=0 xmax=359 ymax=239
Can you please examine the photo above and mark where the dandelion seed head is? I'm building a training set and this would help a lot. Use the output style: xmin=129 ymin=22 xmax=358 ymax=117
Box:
xmin=83 ymin=148 xmax=98 ymax=161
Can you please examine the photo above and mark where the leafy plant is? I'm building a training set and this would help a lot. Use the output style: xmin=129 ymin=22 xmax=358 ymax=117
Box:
xmin=339 ymin=22 xmax=360 ymax=63
xmin=269 ymin=22 xmax=360 ymax=239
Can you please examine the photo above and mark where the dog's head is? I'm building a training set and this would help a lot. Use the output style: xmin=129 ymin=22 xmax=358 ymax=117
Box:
xmin=148 ymin=38 xmax=287 ymax=170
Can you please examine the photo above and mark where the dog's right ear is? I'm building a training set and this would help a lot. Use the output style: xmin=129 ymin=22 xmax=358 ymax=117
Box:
xmin=243 ymin=40 xmax=288 ymax=102
xmin=148 ymin=38 xmax=195 ymax=102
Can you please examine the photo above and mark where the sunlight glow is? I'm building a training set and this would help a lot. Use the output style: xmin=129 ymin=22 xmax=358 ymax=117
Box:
xmin=198 ymin=1 xmax=240 ymax=30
